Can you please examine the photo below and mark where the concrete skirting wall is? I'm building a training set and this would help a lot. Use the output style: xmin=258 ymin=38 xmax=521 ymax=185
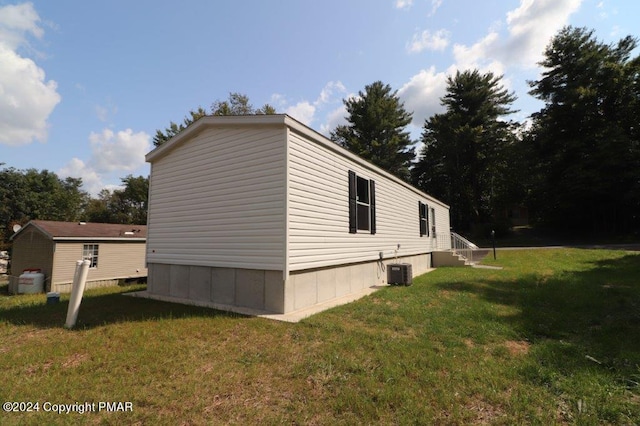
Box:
xmin=147 ymin=264 xmax=285 ymax=313
xmin=432 ymin=251 xmax=467 ymax=267
xmin=285 ymin=253 xmax=431 ymax=313
xmin=147 ymin=252 xmax=432 ymax=314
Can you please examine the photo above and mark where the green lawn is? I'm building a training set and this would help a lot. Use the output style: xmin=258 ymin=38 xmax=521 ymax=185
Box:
xmin=1 ymin=248 xmax=639 ymax=424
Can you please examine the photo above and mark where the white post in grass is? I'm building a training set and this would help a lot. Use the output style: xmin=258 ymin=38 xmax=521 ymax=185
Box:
xmin=65 ymin=259 xmax=91 ymax=329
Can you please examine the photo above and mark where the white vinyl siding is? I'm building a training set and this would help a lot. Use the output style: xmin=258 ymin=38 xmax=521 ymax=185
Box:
xmin=52 ymin=241 xmax=147 ymax=285
xmin=287 ymin=129 xmax=450 ymax=271
xmin=146 ymin=125 xmax=287 ymax=270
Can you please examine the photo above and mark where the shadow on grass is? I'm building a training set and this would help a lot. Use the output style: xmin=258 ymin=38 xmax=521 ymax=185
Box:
xmin=435 ymin=252 xmax=640 ymax=384
xmin=0 ymin=286 xmax=246 ymax=330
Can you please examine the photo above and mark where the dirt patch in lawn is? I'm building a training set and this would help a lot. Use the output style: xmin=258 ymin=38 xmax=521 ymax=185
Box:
xmin=503 ymin=340 xmax=530 ymax=356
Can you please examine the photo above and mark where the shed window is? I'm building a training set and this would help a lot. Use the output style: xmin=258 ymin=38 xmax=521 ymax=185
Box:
xmin=83 ymin=244 xmax=99 ymax=268
xmin=419 ymin=202 xmax=429 ymax=236
xmin=348 ymin=170 xmax=376 ymax=234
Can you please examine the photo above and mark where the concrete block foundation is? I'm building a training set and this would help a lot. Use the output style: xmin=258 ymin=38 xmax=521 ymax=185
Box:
xmin=146 ymin=252 xmax=433 ymax=315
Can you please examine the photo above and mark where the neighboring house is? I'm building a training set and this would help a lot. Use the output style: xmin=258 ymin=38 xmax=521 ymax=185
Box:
xmin=9 ymin=220 xmax=147 ymax=293
xmin=144 ymin=114 xmax=451 ymax=315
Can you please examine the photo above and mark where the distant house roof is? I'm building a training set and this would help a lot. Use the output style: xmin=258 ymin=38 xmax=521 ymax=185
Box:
xmin=11 ymin=220 xmax=147 ymax=241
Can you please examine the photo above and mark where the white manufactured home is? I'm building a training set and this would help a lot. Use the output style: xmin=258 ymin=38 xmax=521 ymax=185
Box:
xmin=144 ymin=114 xmax=451 ymax=315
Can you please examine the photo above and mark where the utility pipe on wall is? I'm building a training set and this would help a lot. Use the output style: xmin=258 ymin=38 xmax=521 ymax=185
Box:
xmin=65 ymin=259 xmax=90 ymax=329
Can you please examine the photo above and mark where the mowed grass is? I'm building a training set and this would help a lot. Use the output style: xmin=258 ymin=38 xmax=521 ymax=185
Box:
xmin=1 ymin=248 xmax=639 ymax=425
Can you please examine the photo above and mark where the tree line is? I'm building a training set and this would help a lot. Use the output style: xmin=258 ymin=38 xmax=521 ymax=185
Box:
xmin=0 ymin=169 xmax=148 ymax=250
xmin=333 ymin=26 xmax=640 ymax=236
xmin=2 ymin=26 xmax=638 ymax=249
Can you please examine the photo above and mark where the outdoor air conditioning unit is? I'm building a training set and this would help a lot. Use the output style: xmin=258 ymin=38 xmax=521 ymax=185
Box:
xmin=388 ymin=263 xmax=412 ymax=286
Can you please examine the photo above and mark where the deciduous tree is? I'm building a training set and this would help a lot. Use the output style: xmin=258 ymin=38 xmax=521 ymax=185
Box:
xmin=0 ymin=167 xmax=87 ymax=248
xmin=84 ymin=175 xmax=148 ymax=225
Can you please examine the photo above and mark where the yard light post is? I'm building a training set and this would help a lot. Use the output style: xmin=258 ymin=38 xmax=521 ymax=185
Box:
xmin=491 ymin=229 xmax=496 ymax=260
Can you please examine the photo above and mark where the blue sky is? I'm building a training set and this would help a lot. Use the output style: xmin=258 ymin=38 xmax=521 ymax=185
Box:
xmin=1 ymin=0 xmax=637 ymax=195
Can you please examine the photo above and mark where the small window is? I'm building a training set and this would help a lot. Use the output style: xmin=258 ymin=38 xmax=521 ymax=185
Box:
xmin=430 ymin=207 xmax=436 ymax=236
xmin=83 ymin=244 xmax=99 ymax=268
xmin=348 ymin=171 xmax=376 ymax=234
xmin=356 ymin=176 xmax=370 ymax=231
xmin=419 ymin=202 xmax=429 ymax=237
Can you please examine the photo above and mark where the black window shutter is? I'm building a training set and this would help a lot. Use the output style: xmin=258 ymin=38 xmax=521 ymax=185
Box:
xmin=419 ymin=202 xmax=426 ymax=236
xmin=370 ymin=180 xmax=376 ymax=234
xmin=348 ymin=170 xmax=357 ymax=233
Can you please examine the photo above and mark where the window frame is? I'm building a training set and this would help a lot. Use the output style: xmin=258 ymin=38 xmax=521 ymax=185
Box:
xmin=430 ymin=207 xmax=436 ymax=237
xmin=348 ymin=170 xmax=376 ymax=234
xmin=356 ymin=176 xmax=371 ymax=231
xmin=82 ymin=244 xmax=99 ymax=268
xmin=419 ymin=201 xmax=429 ymax=237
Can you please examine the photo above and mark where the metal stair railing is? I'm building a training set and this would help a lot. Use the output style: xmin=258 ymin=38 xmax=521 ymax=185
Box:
xmin=435 ymin=232 xmax=452 ymax=250
xmin=450 ymin=232 xmax=479 ymax=264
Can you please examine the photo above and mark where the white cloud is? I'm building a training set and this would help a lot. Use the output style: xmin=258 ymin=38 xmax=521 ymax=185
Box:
xmin=0 ymin=2 xmax=43 ymax=50
xmin=397 ymin=66 xmax=448 ymax=127
xmin=59 ymin=129 xmax=151 ymax=195
xmin=58 ymin=158 xmax=105 ymax=196
xmin=318 ymin=81 xmax=347 ymax=104
xmin=89 ymin=129 xmax=151 ymax=173
xmin=428 ymin=0 xmax=443 ymax=16
xmin=282 ymin=80 xmax=347 ymax=126
xmin=0 ymin=3 xmax=60 ymax=146
xmin=286 ymin=101 xmax=316 ymax=125
xmin=452 ymin=31 xmax=500 ymax=70
xmin=269 ymin=93 xmax=287 ymax=109
xmin=451 ymin=0 xmax=582 ymax=71
xmin=501 ymin=0 xmax=583 ymax=67
xmin=407 ymin=29 xmax=450 ymax=53
xmin=95 ymin=99 xmax=118 ymax=122
xmin=319 ymin=104 xmax=348 ymax=135
xmin=95 ymin=105 xmax=109 ymax=122
xmin=399 ymin=0 xmax=583 ymax=128
xmin=395 ymin=0 xmax=413 ymax=10
xmin=609 ymin=24 xmax=620 ymax=38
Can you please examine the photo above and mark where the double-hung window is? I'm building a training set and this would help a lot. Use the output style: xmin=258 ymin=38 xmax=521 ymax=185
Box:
xmin=419 ymin=201 xmax=429 ymax=236
xmin=430 ymin=207 xmax=436 ymax=236
xmin=82 ymin=244 xmax=99 ymax=268
xmin=348 ymin=170 xmax=376 ymax=234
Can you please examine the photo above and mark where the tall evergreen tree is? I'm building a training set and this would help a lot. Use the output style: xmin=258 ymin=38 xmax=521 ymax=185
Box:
xmin=528 ymin=26 xmax=640 ymax=232
xmin=331 ymin=81 xmax=415 ymax=181
xmin=412 ymin=70 xmax=518 ymax=232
